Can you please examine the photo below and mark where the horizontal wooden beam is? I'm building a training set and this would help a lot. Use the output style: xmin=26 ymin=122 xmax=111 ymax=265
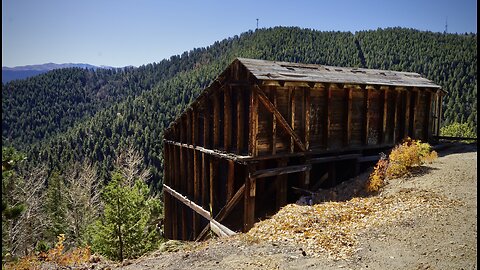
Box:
xmin=253 ymin=85 xmax=306 ymax=152
xmin=357 ymin=155 xmax=381 ymax=163
xmin=164 ymin=140 xmax=251 ymax=164
xmin=307 ymin=154 xmax=361 ymax=164
xmin=249 ymin=164 xmax=311 ymax=179
xmin=163 ymin=184 xmax=236 ymax=237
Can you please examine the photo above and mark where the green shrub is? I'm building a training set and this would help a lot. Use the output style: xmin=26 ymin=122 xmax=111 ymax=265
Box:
xmin=440 ymin=122 xmax=477 ymax=139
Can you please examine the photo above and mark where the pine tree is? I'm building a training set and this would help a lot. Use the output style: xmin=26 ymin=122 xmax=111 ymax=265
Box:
xmin=89 ymin=172 xmax=159 ymax=261
xmin=44 ymin=171 xmax=68 ymax=243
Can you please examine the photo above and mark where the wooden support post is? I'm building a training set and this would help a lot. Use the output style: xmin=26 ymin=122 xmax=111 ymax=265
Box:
xmin=227 ymin=160 xmax=235 ymax=202
xmin=346 ymin=87 xmax=353 ymax=146
xmin=237 ymin=88 xmax=244 ymax=154
xmin=276 ymin=159 xmax=288 ymax=210
xmin=305 ymin=87 xmax=311 ymax=150
xmin=224 ymin=86 xmax=232 ymax=152
xmin=364 ymin=87 xmax=370 ymax=145
xmin=290 ymin=88 xmax=296 ymax=153
xmin=249 ymin=88 xmax=258 ymax=156
xmin=244 ymin=165 xmax=256 ymax=232
xmin=303 ymin=169 xmax=310 ymax=189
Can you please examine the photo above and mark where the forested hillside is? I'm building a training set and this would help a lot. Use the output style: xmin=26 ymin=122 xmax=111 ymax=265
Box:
xmin=1 ymin=26 xmax=477 ymax=263
xmin=2 ymin=27 xmax=477 ymax=189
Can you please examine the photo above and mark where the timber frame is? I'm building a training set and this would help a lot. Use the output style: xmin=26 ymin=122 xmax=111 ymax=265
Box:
xmin=162 ymin=58 xmax=444 ymax=240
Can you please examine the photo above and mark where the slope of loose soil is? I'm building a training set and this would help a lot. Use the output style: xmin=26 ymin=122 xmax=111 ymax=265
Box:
xmin=105 ymin=143 xmax=477 ymax=270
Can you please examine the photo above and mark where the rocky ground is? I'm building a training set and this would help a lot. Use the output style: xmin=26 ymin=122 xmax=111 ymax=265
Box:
xmin=93 ymin=142 xmax=478 ymax=270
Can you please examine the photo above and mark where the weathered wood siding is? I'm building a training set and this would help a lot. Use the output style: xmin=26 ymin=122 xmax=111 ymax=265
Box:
xmin=162 ymin=59 xmax=443 ymax=241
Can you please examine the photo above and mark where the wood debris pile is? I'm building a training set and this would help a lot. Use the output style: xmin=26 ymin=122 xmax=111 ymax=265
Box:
xmin=246 ymin=188 xmax=462 ymax=260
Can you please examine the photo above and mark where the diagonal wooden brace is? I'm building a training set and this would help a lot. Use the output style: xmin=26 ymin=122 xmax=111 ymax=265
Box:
xmin=253 ymin=85 xmax=306 ymax=152
xmin=195 ymin=184 xmax=246 ymax=241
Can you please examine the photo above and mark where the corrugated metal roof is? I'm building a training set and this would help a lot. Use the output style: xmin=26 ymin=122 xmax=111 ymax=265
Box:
xmin=238 ymin=58 xmax=441 ymax=89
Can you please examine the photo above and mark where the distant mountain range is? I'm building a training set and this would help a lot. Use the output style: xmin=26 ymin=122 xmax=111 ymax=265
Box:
xmin=2 ymin=63 xmax=116 ymax=83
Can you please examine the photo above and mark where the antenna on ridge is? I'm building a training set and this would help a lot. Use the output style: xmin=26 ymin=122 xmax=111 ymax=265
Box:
xmin=444 ymin=16 xmax=448 ymax=34
xmin=256 ymin=18 xmax=259 ymax=30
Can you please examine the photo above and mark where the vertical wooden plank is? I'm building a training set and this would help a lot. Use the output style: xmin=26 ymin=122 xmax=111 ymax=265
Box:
xmin=186 ymin=110 xmax=192 ymax=145
xmin=275 ymin=159 xmax=288 ymax=210
xmin=227 ymin=160 xmax=235 ymax=202
xmin=325 ymin=84 xmax=332 ymax=148
xmin=181 ymin=203 xmax=187 ymax=240
xmin=202 ymin=154 xmax=209 ymax=210
xmin=237 ymin=88 xmax=244 ymax=154
xmin=213 ymin=92 xmax=220 ymax=148
xmin=163 ymin=144 xmax=170 ymax=238
xmin=272 ymin=88 xmax=277 ymax=155
xmin=209 ymin=157 xmax=215 ymax=215
xmin=413 ymin=89 xmax=420 ymax=139
xmin=432 ymin=92 xmax=438 ymax=137
xmin=304 ymin=87 xmax=311 ymax=150
xmin=172 ymin=143 xmax=178 ymax=239
xmin=181 ymin=146 xmax=189 ymax=240
xmin=290 ymin=88 xmax=296 ymax=153
xmin=204 ymin=106 xmax=210 ymax=148
xmin=249 ymin=88 xmax=258 ymax=156
xmin=192 ymin=108 xmax=197 ymax=146
xmin=381 ymin=88 xmax=388 ymax=144
xmin=405 ymin=90 xmax=411 ymax=138
xmin=193 ymin=151 xmax=200 ymax=238
xmin=346 ymin=87 xmax=353 ymax=146
xmin=437 ymin=94 xmax=443 ymax=136
xmin=393 ymin=90 xmax=400 ymax=144
xmin=364 ymin=87 xmax=370 ymax=145
xmin=424 ymin=90 xmax=432 ymax=141
xmin=244 ymin=165 xmax=256 ymax=232
xmin=224 ymin=86 xmax=232 ymax=152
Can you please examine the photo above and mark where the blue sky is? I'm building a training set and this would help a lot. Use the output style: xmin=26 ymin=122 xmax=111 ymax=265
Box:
xmin=2 ymin=0 xmax=477 ymax=68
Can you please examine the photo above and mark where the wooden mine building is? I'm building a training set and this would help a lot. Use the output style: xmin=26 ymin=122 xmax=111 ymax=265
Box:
xmin=162 ymin=58 xmax=444 ymax=240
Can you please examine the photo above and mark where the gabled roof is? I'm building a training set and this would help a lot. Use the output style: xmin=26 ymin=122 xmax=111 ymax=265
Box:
xmin=237 ymin=58 xmax=442 ymax=89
